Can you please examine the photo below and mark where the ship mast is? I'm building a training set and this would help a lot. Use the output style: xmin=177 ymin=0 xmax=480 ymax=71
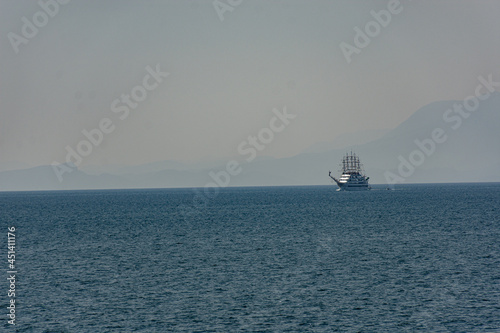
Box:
xmin=354 ymin=152 xmax=358 ymax=172
xmin=351 ymin=151 xmax=355 ymax=172
xmin=340 ymin=151 xmax=365 ymax=174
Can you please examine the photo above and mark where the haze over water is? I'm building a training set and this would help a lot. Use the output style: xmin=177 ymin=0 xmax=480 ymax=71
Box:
xmin=3 ymin=183 xmax=499 ymax=331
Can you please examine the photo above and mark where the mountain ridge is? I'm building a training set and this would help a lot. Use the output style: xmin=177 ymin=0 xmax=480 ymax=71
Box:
xmin=1 ymin=93 xmax=499 ymax=191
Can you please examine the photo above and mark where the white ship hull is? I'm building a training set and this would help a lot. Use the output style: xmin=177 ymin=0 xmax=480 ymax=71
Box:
xmin=336 ymin=183 xmax=370 ymax=191
xmin=334 ymin=173 xmax=370 ymax=191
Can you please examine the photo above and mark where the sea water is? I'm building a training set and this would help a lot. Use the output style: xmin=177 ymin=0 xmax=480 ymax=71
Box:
xmin=1 ymin=183 xmax=499 ymax=332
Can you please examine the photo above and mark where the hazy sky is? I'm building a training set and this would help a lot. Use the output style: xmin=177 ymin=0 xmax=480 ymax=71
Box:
xmin=1 ymin=0 xmax=499 ymax=170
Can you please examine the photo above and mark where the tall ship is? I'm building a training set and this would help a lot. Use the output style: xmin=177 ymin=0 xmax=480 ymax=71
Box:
xmin=329 ymin=152 xmax=370 ymax=191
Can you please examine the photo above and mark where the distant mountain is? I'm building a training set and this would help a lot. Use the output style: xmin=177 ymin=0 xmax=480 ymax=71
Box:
xmin=0 ymin=165 xmax=127 ymax=191
xmin=1 ymin=93 xmax=499 ymax=191
xmin=80 ymin=160 xmax=189 ymax=176
xmin=241 ymin=93 xmax=500 ymax=186
xmin=0 ymin=161 xmax=33 ymax=173
xmin=79 ymin=157 xmax=252 ymax=176
xmin=304 ymin=128 xmax=390 ymax=153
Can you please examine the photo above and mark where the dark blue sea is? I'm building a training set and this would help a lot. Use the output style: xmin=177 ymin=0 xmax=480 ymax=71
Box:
xmin=2 ymin=183 xmax=500 ymax=332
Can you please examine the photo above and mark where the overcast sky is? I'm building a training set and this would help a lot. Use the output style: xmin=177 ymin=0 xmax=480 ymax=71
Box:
xmin=1 ymin=0 xmax=499 ymax=170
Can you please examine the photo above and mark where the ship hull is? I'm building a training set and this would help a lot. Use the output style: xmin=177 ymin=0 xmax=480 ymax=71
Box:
xmin=335 ymin=172 xmax=370 ymax=191
xmin=337 ymin=183 xmax=370 ymax=191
